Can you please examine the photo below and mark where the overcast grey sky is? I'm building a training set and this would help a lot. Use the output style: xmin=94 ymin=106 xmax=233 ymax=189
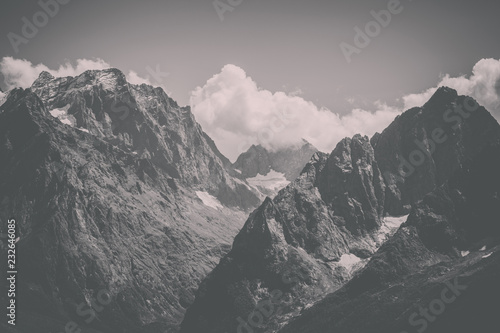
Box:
xmin=1 ymin=0 xmax=498 ymax=110
xmin=1 ymin=0 xmax=499 ymax=160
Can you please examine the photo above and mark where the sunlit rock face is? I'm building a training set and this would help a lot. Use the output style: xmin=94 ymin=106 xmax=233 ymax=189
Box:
xmin=0 ymin=69 xmax=262 ymax=333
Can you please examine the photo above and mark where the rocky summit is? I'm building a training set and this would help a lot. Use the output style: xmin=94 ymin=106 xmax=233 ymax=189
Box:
xmin=180 ymin=87 xmax=500 ymax=333
xmin=0 ymin=69 xmax=261 ymax=333
xmin=28 ymin=69 xmax=260 ymax=209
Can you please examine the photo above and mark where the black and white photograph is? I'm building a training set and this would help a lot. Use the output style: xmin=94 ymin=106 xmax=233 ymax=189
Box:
xmin=1 ymin=0 xmax=499 ymax=332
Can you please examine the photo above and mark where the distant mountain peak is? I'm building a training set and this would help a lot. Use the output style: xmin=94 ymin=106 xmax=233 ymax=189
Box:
xmin=32 ymin=71 xmax=55 ymax=87
xmin=234 ymin=140 xmax=318 ymax=180
xmin=424 ymin=85 xmax=459 ymax=107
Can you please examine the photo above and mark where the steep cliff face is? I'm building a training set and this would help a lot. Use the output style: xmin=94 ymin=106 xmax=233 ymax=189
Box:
xmin=280 ymin=144 xmax=500 ymax=333
xmin=0 ymin=70 xmax=260 ymax=333
xmin=30 ymin=69 xmax=260 ymax=209
xmin=374 ymin=87 xmax=500 ymax=215
xmin=181 ymin=87 xmax=500 ymax=333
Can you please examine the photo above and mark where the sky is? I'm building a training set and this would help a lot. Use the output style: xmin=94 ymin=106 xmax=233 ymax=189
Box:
xmin=1 ymin=0 xmax=500 ymax=160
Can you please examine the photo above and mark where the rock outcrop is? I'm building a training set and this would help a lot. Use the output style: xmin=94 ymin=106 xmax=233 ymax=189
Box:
xmin=0 ymin=69 xmax=261 ymax=333
xmin=280 ymin=143 xmax=500 ymax=333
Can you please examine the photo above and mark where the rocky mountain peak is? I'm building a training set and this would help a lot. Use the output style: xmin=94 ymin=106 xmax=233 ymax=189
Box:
xmin=375 ymin=86 xmax=500 ymax=215
xmin=31 ymin=71 xmax=55 ymax=88
xmin=26 ymin=68 xmax=261 ymax=209
xmin=425 ymin=85 xmax=459 ymax=106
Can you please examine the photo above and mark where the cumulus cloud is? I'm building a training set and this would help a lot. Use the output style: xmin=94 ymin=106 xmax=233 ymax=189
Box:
xmin=0 ymin=57 xmax=166 ymax=93
xmin=403 ymin=58 xmax=500 ymax=119
xmin=127 ymin=70 xmax=154 ymax=86
xmin=192 ymin=59 xmax=500 ymax=161
xmin=127 ymin=67 xmax=172 ymax=95
xmin=0 ymin=57 xmax=111 ymax=89
xmin=190 ymin=64 xmax=401 ymax=161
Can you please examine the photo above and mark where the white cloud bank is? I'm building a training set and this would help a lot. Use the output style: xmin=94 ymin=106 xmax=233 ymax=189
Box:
xmin=190 ymin=64 xmax=400 ymax=161
xmin=0 ymin=57 xmax=158 ymax=91
xmin=403 ymin=58 xmax=500 ymax=117
xmin=127 ymin=70 xmax=154 ymax=86
xmin=192 ymin=59 xmax=500 ymax=161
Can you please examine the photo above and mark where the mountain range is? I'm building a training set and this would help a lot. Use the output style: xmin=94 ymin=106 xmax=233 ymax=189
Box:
xmin=0 ymin=69 xmax=499 ymax=333
xmin=180 ymin=87 xmax=500 ymax=333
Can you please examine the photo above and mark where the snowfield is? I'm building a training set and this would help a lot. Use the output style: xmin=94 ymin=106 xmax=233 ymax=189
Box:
xmin=49 ymin=104 xmax=76 ymax=127
xmin=338 ymin=253 xmax=365 ymax=274
xmin=195 ymin=191 xmax=223 ymax=210
xmin=376 ymin=215 xmax=409 ymax=244
xmin=246 ymin=169 xmax=290 ymax=193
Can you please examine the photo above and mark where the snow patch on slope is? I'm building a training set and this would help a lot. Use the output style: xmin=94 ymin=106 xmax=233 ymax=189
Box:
xmin=376 ymin=215 xmax=409 ymax=244
xmin=338 ymin=253 xmax=366 ymax=274
xmin=195 ymin=191 xmax=223 ymax=210
xmin=247 ymin=170 xmax=290 ymax=193
xmin=0 ymin=90 xmax=7 ymax=107
xmin=49 ymin=104 xmax=76 ymax=127
xmin=335 ymin=215 xmax=408 ymax=277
